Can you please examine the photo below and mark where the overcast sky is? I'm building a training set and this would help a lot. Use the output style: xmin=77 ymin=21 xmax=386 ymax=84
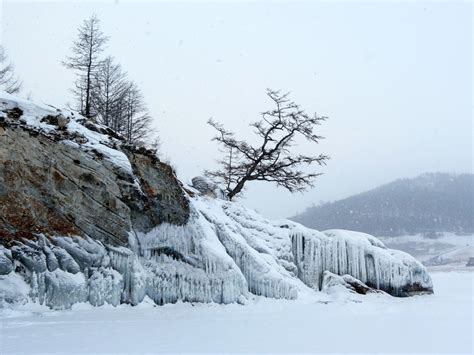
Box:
xmin=1 ymin=1 xmax=472 ymax=219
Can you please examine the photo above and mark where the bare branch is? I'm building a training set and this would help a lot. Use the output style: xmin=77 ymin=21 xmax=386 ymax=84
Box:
xmin=206 ymin=89 xmax=329 ymax=200
xmin=63 ymin=15 xmax=108 ymax=118
xmin=0 ymin=46 xmax=22 ymax=94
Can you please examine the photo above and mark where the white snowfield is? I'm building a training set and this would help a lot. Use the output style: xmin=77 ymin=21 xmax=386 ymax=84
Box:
xmin=0 ymin=91 xmax=432 ymax=310
xmin=0 ymin=272 xmax=471 ymax=354
xmin=380 ymin=233 xmax=474 ymax=271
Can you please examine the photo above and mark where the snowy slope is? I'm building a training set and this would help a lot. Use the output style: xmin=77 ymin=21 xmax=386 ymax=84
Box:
xmin=292 ymin=173 xmax=474 ymax=236
xmin=380 ymin=233 xmax=474 ymax=271
xmin=0 ymin=91 xmax=133 ymax=174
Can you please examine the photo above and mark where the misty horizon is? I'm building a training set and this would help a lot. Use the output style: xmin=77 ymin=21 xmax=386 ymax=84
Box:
xmin=1 ymin=0 xmax=472 ymax=218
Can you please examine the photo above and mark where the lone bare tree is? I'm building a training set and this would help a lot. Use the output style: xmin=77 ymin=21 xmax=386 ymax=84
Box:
xmin=206 ymin=89 xmax=329 ymax=200
xmin=0 ymin=46 xmax=22 ymax=94
xmin=63 ymin=15 xmax=108 ymax=118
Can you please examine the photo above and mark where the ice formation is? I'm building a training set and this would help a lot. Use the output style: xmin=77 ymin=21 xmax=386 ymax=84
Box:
xmin=0 ymin=196 xmax=433 ymax=309
xmin=0 ymin=91 xmax=433 ymax=309
xmin=321 ymin=271 xmax=385 ymax=295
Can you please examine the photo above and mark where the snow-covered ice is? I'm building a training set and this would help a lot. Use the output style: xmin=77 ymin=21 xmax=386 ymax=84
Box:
xmin=380 ymin=233 xmax=474 ymax=271
xmin=0 ymin=272 xmax=471 ymax=354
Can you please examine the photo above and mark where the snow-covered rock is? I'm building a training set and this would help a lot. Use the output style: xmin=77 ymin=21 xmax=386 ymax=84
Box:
xmin=321 ymin=271 xmax=384 ymax=295
xmin=191 ymin=176 xmax=227 ymax=199
xmin=0 ymin=92 xmax=433 ymax=309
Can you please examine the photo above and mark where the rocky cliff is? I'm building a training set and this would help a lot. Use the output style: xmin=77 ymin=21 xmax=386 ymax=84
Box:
xmin=0 ymin=92 xmax=433 ymax=309
xmin=0 ymin=95 xmax=188 ymax=246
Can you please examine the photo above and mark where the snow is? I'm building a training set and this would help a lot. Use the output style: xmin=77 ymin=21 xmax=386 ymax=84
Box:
xmin=379 ymin=233 xmax=474 ymax=271
xmin=0 ymin=90 xmax=133 ymax=175
xmin=0 ymin=92 xmax=467 ymax=351
xmin=0 ymin=272 xmax=471 ymax=354
xmin=0 ymin=91 xmax=433 ymax=308
xmin=195 ymin=198 xmax=432 ymax=297
xmin=135 ymin=206 xmax=249 ymax=304
xmin=0 ymin=273 xmax=29 ymax=305
xmin=0 ymin=197 xmax=433 ymax=310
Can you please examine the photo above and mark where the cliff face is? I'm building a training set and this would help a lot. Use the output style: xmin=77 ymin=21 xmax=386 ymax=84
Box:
xmin=0 ymin=92 xmax=433 ymax=309
xmin=0 ymin=94 xmax=189 ymax=246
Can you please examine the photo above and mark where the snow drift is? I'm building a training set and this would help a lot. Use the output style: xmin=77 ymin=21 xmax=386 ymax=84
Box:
xmin=0 ymin=92 xmax=432 ymax=309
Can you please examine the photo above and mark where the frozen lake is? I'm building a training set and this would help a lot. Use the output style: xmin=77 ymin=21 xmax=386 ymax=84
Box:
xmin=379 ymin=233 xmax=473 ymax=271
xmin=1 ymin=272 xmax=472 ymax=354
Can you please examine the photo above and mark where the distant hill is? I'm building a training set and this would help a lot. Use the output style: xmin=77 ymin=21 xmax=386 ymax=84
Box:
xmin=291 ymin=173 xmax=474 ymax=236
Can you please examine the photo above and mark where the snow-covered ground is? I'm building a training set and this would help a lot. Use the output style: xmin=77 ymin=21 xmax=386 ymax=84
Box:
xmin=1 ymin=272 xmax=472 ymax=354
xmin=379 ymin=233 xmax=473 ymax=271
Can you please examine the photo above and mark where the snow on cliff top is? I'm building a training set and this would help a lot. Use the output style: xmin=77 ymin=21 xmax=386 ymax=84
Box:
xmin=0 ymin=90 xmax=133 ymax=174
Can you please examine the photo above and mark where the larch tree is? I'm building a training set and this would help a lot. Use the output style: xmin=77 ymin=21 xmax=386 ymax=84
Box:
xmin=0 ymin=46 xmax=22 ymax=94
xmin=90 ymin=58 xmax=154 ymax=144
xmin=121 ymin=81 xmax=153 ymax=144
xmin=206 ymin=89 xmax=329 ymax=200
xmin=91 ymin=56 xmax=128 ymax=127
xmin=63 ymin=15 xmax=108 ymax=118
xmin=64 ymin=15 xmax=156 ymax=145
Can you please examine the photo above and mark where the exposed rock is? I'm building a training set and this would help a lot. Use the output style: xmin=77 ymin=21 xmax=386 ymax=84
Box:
xmin=321 ymin=271 xmax=384 ymax=295
xmin=40 ymin=114 xmax=70 ymax=129
xmin=2 ymin=106 xmax=23 ymax=119
xmin=191 ymin=176 xmax=226 ymax=199
xmin=0 ymin=96 xmax=189 ymax=246
xmin=126 ymin=152 xmax=190 ymax=229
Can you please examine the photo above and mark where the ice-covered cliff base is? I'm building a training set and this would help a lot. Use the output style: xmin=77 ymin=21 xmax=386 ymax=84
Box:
xmin=0 ymin=196 xmax=432 ymax=309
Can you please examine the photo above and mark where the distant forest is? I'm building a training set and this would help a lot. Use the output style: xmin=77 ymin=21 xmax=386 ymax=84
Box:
xmin=291 ymin=173 xmax=474 ymax=236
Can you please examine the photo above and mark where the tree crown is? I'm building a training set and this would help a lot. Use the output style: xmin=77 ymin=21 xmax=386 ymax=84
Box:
xmin=206 ymin=89 xmax=329 ymax=200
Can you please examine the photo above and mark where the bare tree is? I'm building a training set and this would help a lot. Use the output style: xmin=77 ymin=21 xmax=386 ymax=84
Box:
xmin=206 ymin=89 xmax=329 ymax=200
xmin=91 ymin=56 xmax=128 ymax=127
xmin=0 ymin=46 xmax=22 ymax=94
xmin=121 ymin=81 xmax=153 ymax=144
xmin=63 ymin=15 xmax=155 ymax=145
xmin=63 ymin=15 xmax=108 ymax=118
xmin=88 ymin=58 xmax=154 ymax=144
xmin=149 ymin=136 xmax=161 ymax=153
